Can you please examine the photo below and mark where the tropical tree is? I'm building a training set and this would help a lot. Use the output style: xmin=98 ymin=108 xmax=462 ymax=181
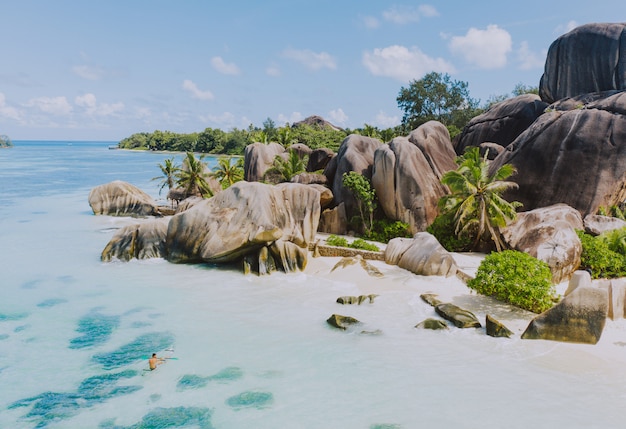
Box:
xmin=397 ymin=71 xmax=480 ymax=131
xmin=342 ymin=171 xmax=377 ymax=235
xmin=152 ymin=157 xmax=180 ymax=195
xmin=212 ymin=156 xmax=244 ymax=189
xmin=176 ymin=152 xmax=213 ymax=198
xmin=439 ymin=147 xmax=521 ymax=251
xmin=264 ymin=149 xmax=307 ymax=183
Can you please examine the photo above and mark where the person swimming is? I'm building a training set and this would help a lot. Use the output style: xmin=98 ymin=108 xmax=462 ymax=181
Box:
xmin=148 ymin=353 xmax=165 ymax=370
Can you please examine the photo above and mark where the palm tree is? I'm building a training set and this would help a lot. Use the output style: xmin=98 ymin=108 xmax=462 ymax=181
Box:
xmin=439 ymin=147 xmax=521 ymax=251
xmin=211 ymin=156 xmax=244 ymax=189
xmin=152 ymin=157 xmax=180 ymax=195
xmin=176 ymin=152 xmax=213 ymax=198
xmin=263 ymin=149 xmax=307 ymax=183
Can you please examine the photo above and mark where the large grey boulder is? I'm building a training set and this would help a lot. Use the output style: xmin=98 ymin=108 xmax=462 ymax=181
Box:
xmin=407 ymin=121 xmax=457 ymax=179
xmin=500 ymin=204 xmax=583 ymax=283
xmin=456 ymin=94 xmax=548 ymax=154
xmin=372 ymin=137 xmax=447 ymax=233
xmin=307 ymin=148 xmax=334 ymax=172
xmin=489 ymin=91 xmax=626 ymax=216
xmin=101 ymin=218 xmax=169 ymax=262
xmin=324 ymin=134 xmax=382 ymax=222
xmin=244 ymin=142 xmax=285 ymax=182
xmin=166 ymin=181 xmax=319 ymax=273
xmin=385 ymin=232 xmax=457 ymax=277
xmin=583 ymin=214 xmax=626 ymax=236
xmin=521 ymin=286 xmax=608 ymax=344
xmin=88 ymin=180 xmax=160 ymax=217
xmin=539 ymin=23 xmax=626 ymax=104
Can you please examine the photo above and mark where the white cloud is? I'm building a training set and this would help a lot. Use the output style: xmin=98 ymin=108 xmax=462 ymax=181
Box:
xmin=24 ymin=96 xmax=73 ymax=116
xmin=277 ymin=112 xmax=304 ymax=125
xmin=266 ymin=63 xmax=281 ymax=77
xmin=200 ymin=112 xmax=251 ymax=129
xmin=328 ymin=108 xmax=348 ymax=126
xmin=362 ymin=15 xmax=380 ymax=29
xmin=282 ymin=48 xmax=337 ymax=71
xmin=182 ymin=80 xmax=214 ymax=100
xmin=0 ymin=93 xmax=22 ymax=120
xmin=75 ymin=93 xmax=124 ymax=116
xmin=211 ymin=56 xmax=241 ymax=75
xmin=449 ymin=25 xmax=512 ymax=69
xmin=417 ymin=4 xmax=439 ymax=18
xmin=382 ymin=4 xmax=438 ymax=25
xmin=373 ymin=110 xmax=400 ymax=128
xmin=72 ymin=65 xmax=105 ymax=81
xmin=362 ymin=45 xmax=455 ymax=82
xmin=517 ymin=41 xmax=545 ymax=70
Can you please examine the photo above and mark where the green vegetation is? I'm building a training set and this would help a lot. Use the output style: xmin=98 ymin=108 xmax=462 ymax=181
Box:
xmin=467 ymin=250 xmax=556 ymax=313
xmin=263 ymin=149 xmax=307 ymax=183
xmin=577 ymin=229 xmax=626 ymax=279
xmin=325 ymin=235 xmax=380 ymax=252
xmin=397 ymin=72 xmax=481 ymax=136
xmin=176 ymin=152 xmax=214 ymax=198
xmin=597 ymin=204 xmax=626 ymax=220
xmin=212 ymin=156 xmax=244 ymax=189
xmin=0 ymin=134 xmax=12 ymax=148
xmin=427 ymin=211 xmax=473 ymax=252
xmin=152 ymin=157 xmax=180 ymax=195
xmin=438 ymin=147 xmax=521 ymax=251
xmin=364 ymin=219 xmax=412 ymax=243
xmin=342 ymin=171 xmax=377 ymax=235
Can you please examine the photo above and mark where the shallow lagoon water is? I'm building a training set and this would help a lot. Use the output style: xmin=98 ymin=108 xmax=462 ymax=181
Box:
xmin=2 ymin=141 xmax=626 ymax=428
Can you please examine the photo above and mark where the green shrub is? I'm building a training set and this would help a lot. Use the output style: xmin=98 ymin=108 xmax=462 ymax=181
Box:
xmin=426 ymin=212 xmax=473 ymax=252
xmin=364 ymin=219 xmax=412 ymax=243
xmin=325 ymin=235 xmax=380 ymax=252
xmin=349 ymin=239 xmax=380 ymax=252
xmin=577 ymin=230 xmax=626 ymax=279
xmin=326 ymin=235 xmax=349 ymax=247
xmin=467 ymin=250 xmax=555 ymax=313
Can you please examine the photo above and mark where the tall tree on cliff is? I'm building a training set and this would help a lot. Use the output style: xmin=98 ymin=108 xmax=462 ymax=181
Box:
xmin=152 ymin=157 xmax=180 ymax=195
xmin=177 ymin=152 xmax=213 ymax=198
xmin=397 ymin=72 xmax=480 ymax=136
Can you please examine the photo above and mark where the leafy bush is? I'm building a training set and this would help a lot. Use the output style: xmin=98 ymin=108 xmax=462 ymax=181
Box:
xmin=325 ymin=235 xmax=380 ymax=252
xmin=364 ymin=219 xmax=412 ymax=243
xmin=326 ymin=235 xmax=349 ymax=247
xmin=467 ymin=250 xmax=556 ymax=313
xmin=426 ymin=212 xmax=473 ymax=252
xmin=577 ymin=230 xmax=626 ymax=279
xmin=349 ymin=239 xmax=380 ymax=252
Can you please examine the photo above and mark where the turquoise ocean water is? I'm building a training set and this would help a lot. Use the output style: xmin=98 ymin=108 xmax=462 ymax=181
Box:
xmin=1 ymin=141 xmax=626 ymax=429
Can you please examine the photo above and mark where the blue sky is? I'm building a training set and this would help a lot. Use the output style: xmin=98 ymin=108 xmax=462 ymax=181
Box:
xmin=0 ymin=0 xmax=623 ymax=141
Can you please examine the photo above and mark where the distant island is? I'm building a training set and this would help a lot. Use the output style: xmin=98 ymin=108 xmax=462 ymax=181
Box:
xmin=0 ymin=135 xmax=12 ymax=148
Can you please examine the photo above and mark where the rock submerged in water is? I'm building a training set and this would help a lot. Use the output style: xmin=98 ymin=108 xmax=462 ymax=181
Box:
xmin=415 ymin=318 xmax=448 ymax=330
xmin=336 ymin=294 xmax=378 ymax=305
xmin=326 ymin=314 xmax=361 ymax=330
xmin=485 ymin=315 xmax=513 ymax=338
xmin=522 ymin=286 xmax=608 ymax=344
xmin=101 ymin=218 xmax=169 ymax=262
xmin=435 ymin=303 xmax=481 ymax=329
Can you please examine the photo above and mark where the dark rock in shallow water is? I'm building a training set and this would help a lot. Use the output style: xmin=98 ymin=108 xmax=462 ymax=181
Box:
xmin=326 ymin=314 xmax=361 ymax=330
xmin=226 ymin=391 xmax=274 ymax=410
xmin=435 ymin=303 xmax=481 ymax=328
xmin=420 ymin=293 xmax=442 ymax=307
xmin=69 ymin=309 xmax=120 ymax=349
xmin=522 ymin=286 xmax=608 ymax=344
xmin=92 ymin=332 xmax=175 ymax=369
xmin=485 ymin=315 xmax=513 ymax=338
xmin=100 ymin=406 xmax=214 ymax=429
xmin=415 ymin=318 xmax=448 ymax=330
